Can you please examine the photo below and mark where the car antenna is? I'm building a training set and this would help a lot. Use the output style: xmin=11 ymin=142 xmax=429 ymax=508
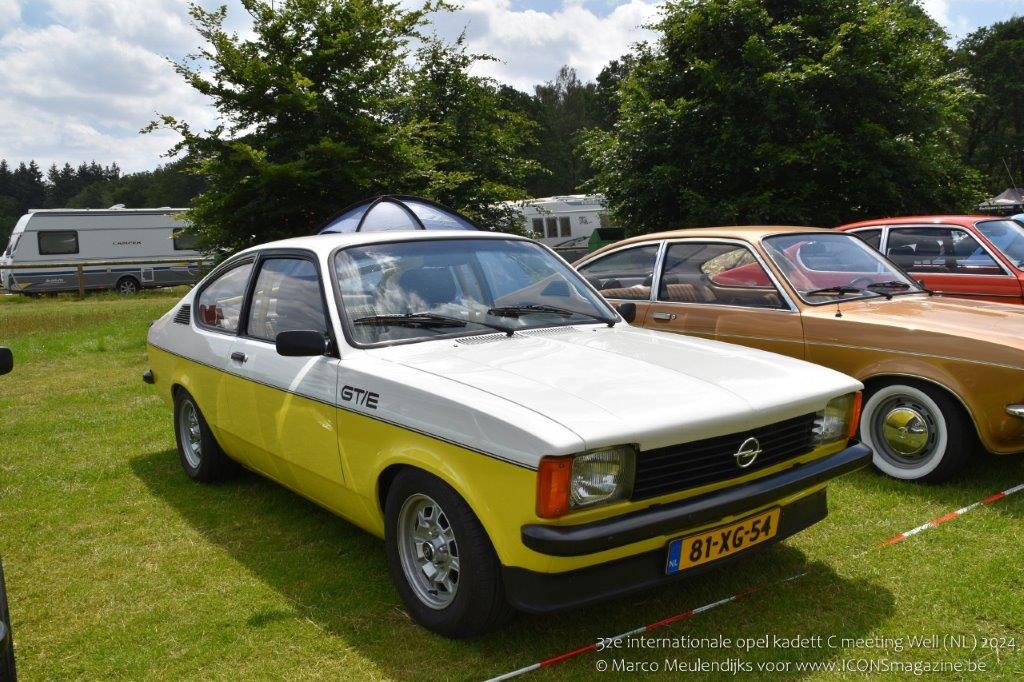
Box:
xmin=835 ymin=303 xmax=843 ymax=318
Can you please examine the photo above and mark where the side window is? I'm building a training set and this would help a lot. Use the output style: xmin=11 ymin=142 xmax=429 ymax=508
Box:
xmin=887 ymin=227 xmax=1002 ymax=275
xmin=659 ymin=243 xmax=784 ymax=309
xmin=173 ymin=229 xmax=200 ymax=251
xmin=38 ymin=230 xmax=79 ymax=255
xmin=196 ymin=261 xmax=254 ymax=332
xmin=531 ymin=218 xmax=544 ymax=238
xmin=852 ymin=229 xmax=882 ymax=251
xmin=545 ymin=217 xmax=558 ymax=238
xmin=558 ymin=216 xmax=571 ymax=237
xmin=577 ymin=244 xmax=659 ymax=300
xmin=247 ymin=258 xmax=328 ymax=341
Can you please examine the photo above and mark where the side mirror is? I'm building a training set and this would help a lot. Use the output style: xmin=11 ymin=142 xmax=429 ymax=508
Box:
xmin=0 ymin=347 xmax=12 ymax=376
xmin=617 ymin=302 xmax=637 ymax=323
xmin=276 ymin=330 xmax=329 ymax=357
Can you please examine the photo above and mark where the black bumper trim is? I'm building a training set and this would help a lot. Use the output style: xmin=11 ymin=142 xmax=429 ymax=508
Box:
xmin=504 ymin=489 xmax=827 ymax=614
xmin=521 ymin=441 xmax=871 ymax=557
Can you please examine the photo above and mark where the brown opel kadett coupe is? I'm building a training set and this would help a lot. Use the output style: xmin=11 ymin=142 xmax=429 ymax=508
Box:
xmin=575 ymin=226 xmax=1024 ymax=483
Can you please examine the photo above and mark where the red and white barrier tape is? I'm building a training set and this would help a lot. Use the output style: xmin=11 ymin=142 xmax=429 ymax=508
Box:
xmin=485 ymin=482 xmax=1024 ymax=681
xmin=878 ymin=482 xmax=1024 ymax=547
xmin=485 ymin=574 xmax=806 ymax=682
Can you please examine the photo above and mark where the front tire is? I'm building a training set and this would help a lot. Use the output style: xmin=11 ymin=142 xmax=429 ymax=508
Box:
xmin=173 ymin=390 xmax=237 ymax=482
xmin=384 ymin=469 xmax=513 ymax=638
xmin=860 ymin=381 xmax=971 ymax=483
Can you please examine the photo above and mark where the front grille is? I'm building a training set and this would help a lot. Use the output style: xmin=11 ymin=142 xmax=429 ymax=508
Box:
xmin=631 ymin=412 xmax=817 ymax=500
xmin=173 ymin=304 xmax=191 ymax=325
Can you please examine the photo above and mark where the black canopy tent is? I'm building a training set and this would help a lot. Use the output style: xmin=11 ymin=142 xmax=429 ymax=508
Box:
xmin=978 ymin=187 xmax=1024 ymax=215
xmin=317 ymin=195 xmax=482 ymax=234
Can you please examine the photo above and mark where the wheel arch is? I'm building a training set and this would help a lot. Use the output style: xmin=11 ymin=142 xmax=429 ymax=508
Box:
xmin=858 ymin=372 xmax=980 ymax=445
xmin=372 ymin=453 xmax=532 ymax=567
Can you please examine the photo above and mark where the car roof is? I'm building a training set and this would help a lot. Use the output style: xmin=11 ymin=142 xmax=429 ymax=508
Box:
xmin=585 ymin=225 xmax=834 ymax=254
xmin=234 ymin=229 xmax=529 ymax=258
xmin=839 ymin=215 xmax=1003 ymax=229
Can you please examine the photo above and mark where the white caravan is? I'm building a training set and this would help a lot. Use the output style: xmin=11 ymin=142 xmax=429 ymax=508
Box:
xmin=510 ymin=194 xmax=615 ymax=246
xmin=1 ymin=207 xmax=203 ymax=295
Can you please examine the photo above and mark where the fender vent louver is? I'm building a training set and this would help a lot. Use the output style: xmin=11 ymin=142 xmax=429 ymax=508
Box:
xmin=173 ymin=304 xmax=192 ymax=325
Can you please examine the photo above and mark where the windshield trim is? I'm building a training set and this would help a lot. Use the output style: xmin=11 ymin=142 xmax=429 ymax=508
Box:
xmin=760 ymin=232 xmax=925 ymax=307
xmin=328 ymin=235 xmax=618 ymax=350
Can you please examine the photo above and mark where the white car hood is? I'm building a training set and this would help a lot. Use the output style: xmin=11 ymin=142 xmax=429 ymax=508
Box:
xmin=371 ymin=325 xmax=861 ymax=452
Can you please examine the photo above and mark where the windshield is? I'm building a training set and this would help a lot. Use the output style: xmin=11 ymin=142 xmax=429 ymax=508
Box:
xmin=333 ymin=238 xmax=614 ymax=345
xmin=976 ymin=220 xmax=1024 ymax=268
xmin=762 ymin=233 xmax=921 ymax=304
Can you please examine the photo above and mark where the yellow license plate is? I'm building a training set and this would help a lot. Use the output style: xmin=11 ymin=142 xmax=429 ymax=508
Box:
xmin=666 ymin=508 xmax=781 ymax=574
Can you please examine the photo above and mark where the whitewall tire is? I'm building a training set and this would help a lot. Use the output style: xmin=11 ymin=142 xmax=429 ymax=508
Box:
xmin=860 ymin=381 xmax=970 ymax=483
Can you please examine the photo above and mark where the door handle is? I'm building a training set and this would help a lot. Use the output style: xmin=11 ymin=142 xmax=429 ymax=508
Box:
xmin=230 ymin=351 xmax=247 ymax=363
xmin=652 ymin=312 xmax=676 ymax=321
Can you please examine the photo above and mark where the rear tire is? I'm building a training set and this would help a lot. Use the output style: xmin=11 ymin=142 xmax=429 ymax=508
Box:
xmin=173 ymin=390 xmax=237 ymax=482
xmin=0 ymin=559 xmax=16 ymax=682
xmin=115 ymin=276 xmax=140 ymax=295
xmin=384 ymin=469 xmax=514 ymax=637
xmin=860 ymin=381 xmax=971 ymax=483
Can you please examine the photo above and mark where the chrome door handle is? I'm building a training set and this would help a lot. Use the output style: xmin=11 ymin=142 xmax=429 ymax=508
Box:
xmin=652 ymin=312 xmax=676 ymax=321
xmin=230 ymin=351 xmax=247 ymax=363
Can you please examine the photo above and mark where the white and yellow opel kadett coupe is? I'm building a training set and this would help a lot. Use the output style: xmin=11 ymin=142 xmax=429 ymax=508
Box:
xmin=145 ymin=227 xmax=870 ymax=637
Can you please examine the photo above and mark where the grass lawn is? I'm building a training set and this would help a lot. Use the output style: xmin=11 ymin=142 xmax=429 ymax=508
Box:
xmin=1 ymin=289 xmax=1023 ymax=680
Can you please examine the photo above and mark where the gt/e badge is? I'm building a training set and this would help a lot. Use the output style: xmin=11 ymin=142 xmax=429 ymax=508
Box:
xmin=341 ymin=385 xmax=379 ymax=409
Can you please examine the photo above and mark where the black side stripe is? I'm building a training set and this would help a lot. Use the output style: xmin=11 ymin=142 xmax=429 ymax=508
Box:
xmin=149 ymin=343 xmax=536 ymax=471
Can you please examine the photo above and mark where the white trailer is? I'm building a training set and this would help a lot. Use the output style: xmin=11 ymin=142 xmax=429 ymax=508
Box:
xmin=508 ymin=194 xmax=615 ymax=246
xmin=0 ymin=207 xmax=203 ymax=295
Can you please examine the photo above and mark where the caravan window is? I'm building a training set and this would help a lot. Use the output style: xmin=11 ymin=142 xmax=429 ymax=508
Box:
xmin=3 ymin=234 xmax=19 ymax=257
xmin=558 ymin=216 xmax=571 ymax=237
xmin=531 ymin=218 xmax=544 ymax=237
xmin=38 ymin=230 xmax=79 ymax=256
xmin=173 ymin=230 xmax=200 ymax=251
xmin=545 ymin=217 xmax=558 ymax=238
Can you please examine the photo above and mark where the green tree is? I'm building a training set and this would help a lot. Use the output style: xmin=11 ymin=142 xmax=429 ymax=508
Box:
xmin=585 ymin=0 xmax=984 ymax=234
xmin=956 ymin=17 xmax=1024 ymax=191
xmin=151 ymin=0 xmax=537 ymax=250
xmin=398 ymin=36 xmax=539 ymax=233
xmin=528 ymin=66 xmax=606 ymax=197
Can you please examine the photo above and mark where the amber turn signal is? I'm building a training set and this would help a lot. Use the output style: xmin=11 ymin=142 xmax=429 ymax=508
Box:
xmin=536 ymin=456 xmax=572 ymax=518
xmin=848 ymin=391 xmax=863 ymax=440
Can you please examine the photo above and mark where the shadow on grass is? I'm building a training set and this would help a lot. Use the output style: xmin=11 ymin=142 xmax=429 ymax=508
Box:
xmin=844 ymin=449 xmax=1024 ymax=517
xmin=133 ymin=449 xmax=894 ymax=680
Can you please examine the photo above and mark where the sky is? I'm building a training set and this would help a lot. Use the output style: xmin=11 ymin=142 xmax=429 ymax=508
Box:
xmin=0 ymin=0 xmax=1022 ymax=174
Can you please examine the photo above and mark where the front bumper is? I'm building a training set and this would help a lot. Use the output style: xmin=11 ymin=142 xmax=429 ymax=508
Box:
xmin=504 ymin=442 xmax=871 ymax=613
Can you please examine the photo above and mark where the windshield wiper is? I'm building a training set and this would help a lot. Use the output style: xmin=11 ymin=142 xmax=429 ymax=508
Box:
xmin=353 ymin=312 xmax=514 ymax=336
xmin=865 ymin=280 xmax=911 ymax=289
xmin=486 ymin=304 xmax=616 ymax=326
xmin=804 ymin=285 xmax=871 ymax=298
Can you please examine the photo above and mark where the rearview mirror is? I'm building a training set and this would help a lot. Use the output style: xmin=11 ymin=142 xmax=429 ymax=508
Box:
xmin=276 ymin=331 xmax=329 ymax=357
xmin=617 ymin=302 xmax=637 ymax=323
xmin=0 ymin=347 xmax=12 ymax=375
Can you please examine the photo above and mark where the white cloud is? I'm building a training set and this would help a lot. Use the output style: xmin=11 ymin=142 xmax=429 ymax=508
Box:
xmin=433 ymin=0 xmax=662 ymax=91
xmin=0 ymin=0 xmax=18 ymax=30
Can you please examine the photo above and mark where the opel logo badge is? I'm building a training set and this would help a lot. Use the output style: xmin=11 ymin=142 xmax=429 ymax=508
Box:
xmin=734 ymin=437 xmax=762 ymax=468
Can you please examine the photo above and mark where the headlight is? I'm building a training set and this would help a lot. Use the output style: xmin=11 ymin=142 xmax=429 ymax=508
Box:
xmin=536 ymin=446 xmax=636 ymax=518
xmin=813 ymin=392 xmax=863 ymax=445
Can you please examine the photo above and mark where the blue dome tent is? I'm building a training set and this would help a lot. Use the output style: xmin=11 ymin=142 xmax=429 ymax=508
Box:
xmin=318 ymin=195 xmax=481 ymax=234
